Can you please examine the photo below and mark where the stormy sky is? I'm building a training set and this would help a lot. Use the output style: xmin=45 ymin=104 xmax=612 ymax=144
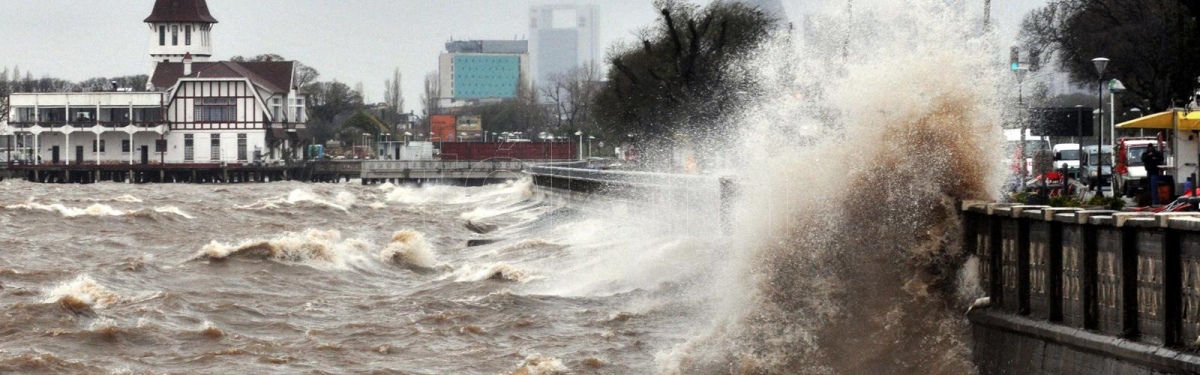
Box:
xmin=0 ymin=0 xmax=1046 ymax=110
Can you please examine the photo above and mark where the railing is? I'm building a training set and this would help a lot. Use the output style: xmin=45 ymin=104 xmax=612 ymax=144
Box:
xmin=6 ymin=121 xmax=167 ymax=129
xmin=528 ymin=164 xmax=734 ymax=234
xmin=962 ymin=203 xmax=1200 ymax=348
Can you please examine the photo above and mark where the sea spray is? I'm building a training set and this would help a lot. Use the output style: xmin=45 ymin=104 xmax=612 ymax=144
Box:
xmin=658 ymin=0 xmax=1007 ymax=373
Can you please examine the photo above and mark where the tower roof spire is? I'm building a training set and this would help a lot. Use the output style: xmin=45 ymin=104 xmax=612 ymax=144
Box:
xmin=144 ymin=0 xmax=218 ymax=23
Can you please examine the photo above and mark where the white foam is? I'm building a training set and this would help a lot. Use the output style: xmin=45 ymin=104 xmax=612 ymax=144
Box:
xmin=379 ymin=230 xmax=437 ymax=268
xmin=447 ymin=263 xmax=538 ymax=283
xmin=152 ymin=206 xmax=194 ymax=219
xmin=7 ymin=202 xmax=127 ymax=217
xmin=510 ymin=354 xmax=568 ymax=375
xmin=196 ymin=229 xmax=373 ymax=270
xmin=42 ymin=274 xmax=119 ymax=309
xmin=237 ymin=189 xmax=355 ymax=212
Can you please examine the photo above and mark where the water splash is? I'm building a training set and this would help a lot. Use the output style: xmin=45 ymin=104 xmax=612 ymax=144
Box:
xmin=653 ymin=0 xmax=1007 ymax=373
xmin=379 ymin=230 xmax=437 ymax=268
xmin=42 ymin=275 xmax=119 ymax=315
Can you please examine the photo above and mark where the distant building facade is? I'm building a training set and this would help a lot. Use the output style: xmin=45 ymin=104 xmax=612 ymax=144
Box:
xmin=528 ymin=4 xmax=597 ymax=87
xmin=438 ymin=39 xmax=530 ymax=108
xmin=2 ymin=0 xmax=307 ymax=166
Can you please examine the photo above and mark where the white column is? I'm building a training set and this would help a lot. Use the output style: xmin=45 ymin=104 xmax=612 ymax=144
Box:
xmin=129 ymin=133 xmax=134 ymax=165
xmin=33 ymin=134 xmax=38 ymax=165
xmin=64 ymin=102 xmax=70 ymax=165
xmin=96 ymin=104 xmax=101 ymax=165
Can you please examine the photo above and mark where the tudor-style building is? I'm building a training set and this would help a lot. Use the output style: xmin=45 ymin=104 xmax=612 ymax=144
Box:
xmin=2 ymin=0 xmax=306 ymax=166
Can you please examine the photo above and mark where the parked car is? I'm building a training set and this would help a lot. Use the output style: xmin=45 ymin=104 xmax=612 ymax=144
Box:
xmin=1081 ymin=145 xmax=1114 ymax=190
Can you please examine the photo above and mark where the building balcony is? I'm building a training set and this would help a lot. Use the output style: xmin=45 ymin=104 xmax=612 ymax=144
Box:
xmin=6 ymin=121 xmax=168 ymax=131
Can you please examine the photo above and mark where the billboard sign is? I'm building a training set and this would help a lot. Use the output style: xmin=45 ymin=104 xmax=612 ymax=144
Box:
xmin=457 ymin=115 xmax=483 ymax=132
xmin=430 ymin=115 xmax=457 ymax=142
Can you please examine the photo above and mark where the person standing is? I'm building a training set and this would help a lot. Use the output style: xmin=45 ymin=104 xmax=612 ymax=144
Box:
xmin=1142 ymin=144 xmax=1164 ymax=205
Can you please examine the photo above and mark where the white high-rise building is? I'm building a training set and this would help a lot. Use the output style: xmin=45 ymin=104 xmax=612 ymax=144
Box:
xmin=528 ymin=4 xmax=598 ymax=88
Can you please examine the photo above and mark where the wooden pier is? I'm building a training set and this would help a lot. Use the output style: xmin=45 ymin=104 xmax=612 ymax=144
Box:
xmin=0 ymin=159 xmax=532 ymax=185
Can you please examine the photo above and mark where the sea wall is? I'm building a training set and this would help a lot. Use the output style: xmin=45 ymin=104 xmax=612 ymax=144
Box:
xmin=527 ymin=164 xmax=734 ymax=232
xmin=963 ymin=203 xmax=1200 ymax=374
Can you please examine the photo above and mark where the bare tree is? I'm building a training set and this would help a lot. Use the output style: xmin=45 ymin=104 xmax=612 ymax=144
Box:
xmin=384 ymin=68 xmax=404 ymax=114
xmin=540 ymin=62 xmax=602 ymax=133
xmin=1018 ymin=0 xmax=1199 ymax=110
xmin=420 ymin=71 xmax=441 ymax=124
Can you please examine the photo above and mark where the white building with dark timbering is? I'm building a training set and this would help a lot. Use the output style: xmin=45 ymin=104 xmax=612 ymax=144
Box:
xmin=1 ymin=0 xmax=307 ymax=166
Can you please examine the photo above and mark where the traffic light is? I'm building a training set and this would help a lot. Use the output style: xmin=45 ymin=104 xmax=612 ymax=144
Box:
xmin=1010 ymin=46 xmax=1020 ymax=70
xmin=1029 ymin=50 xmax=1040 ymax=71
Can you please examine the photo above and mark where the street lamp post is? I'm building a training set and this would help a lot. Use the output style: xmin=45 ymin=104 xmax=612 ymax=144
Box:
xmin=1015 ymin=67 xmax=1028 ymax=189
xmin=1092 ymin=57 xmax=1109 ymax=194
xmin=587 ymin=135 xmax=595 ymax=159
xmin=574 ymin=131 xmax=583 ymax=161
xmin=1109 ymin=79 xmax=1125 ymax=149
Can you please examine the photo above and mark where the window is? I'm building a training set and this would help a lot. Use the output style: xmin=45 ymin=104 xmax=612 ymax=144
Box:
xmin=159 ymin=26 xmax=166 ymax=46
xmin=237 ymin=134 xmax=247 ymax=161
xmin=185 ymin=25 xmax=192 ymax=45
xmin=289 ymin=98 xmax=305 ymax=122
xmin=194 ymin=98 xmax=237 ymax=122
xmin=184 ymin=134 xmax=194 ymax=161
xmin=92 ymin=140 xmax=105 ymax=153
xmin=172 ymin=25 xmax=178 ymax=46
xmin=122 ymin=139 xmax=131 ymax=153
xmin=271 ymin=98 xmax=282 ymax=120
xmin=211 ymin=134 xmax=221 ymax=161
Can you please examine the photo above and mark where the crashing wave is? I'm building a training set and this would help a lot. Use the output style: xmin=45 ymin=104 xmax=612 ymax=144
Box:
xmin=379 ymin=230 xmax=437 ymax=268
xmin=194 ymin=229 xmax=371 ymax=269
xmin=42 ymin=275 xmax=119 ymax=315
xmin=507 ymin=354 xmax=568 ymax=375
xmin=236 ymin=189 xmax=356 ymax=212
xmin=3 ymin=201 xmax=193 ymax=219
xmin=450 ymin=263 xmax=536 ymax=283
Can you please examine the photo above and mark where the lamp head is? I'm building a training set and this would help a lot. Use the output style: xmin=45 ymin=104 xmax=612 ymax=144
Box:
xmin=1109 ymin=79 xmax=1126 ymax=93
xmin=1092 ymin=57 xmax=1109 ymax=76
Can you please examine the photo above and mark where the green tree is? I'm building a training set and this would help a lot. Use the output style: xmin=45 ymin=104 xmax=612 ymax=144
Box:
xmin=593 ymin=0 xmax=779 ymax=140
xmin=1019 ymin=0 xmax=1200 ymax=111
xmin=306 ymin=80 xmax=365 ymax=142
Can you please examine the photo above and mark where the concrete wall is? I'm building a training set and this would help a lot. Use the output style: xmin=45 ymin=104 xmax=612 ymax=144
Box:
xmin=963 ymin=203 xmax=1200 ymax=373
xmin=971 ymin=310 xmax=1199 ymax=375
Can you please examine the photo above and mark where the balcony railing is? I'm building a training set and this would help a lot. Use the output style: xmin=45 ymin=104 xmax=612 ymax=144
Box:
xmin=7 ymin=121 xmax=168 ymax=129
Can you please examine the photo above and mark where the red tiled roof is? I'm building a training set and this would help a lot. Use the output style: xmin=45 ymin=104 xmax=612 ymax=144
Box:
xmin=144 ymin=0 xmax=218 ymax=23
xmin=150 ymin=61 xmax=295 ymax=93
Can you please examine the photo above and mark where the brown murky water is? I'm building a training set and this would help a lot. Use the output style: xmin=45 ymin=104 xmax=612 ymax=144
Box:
xmin=0 ymin=179 xmax=716 ymax=374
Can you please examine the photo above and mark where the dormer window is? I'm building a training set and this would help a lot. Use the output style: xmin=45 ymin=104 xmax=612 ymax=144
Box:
xmin=172 ymin=25 xmax=178 ymax=46
xmin=185 ymin=25 xmax=192 ymax=45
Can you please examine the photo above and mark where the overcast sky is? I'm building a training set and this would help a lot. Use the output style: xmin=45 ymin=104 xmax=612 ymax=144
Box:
xmin=0 ymin=0 xmax=1046 ymax=109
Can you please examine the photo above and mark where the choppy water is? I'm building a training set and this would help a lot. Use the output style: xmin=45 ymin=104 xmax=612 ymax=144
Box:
xmin=0 ymin=179 xmax=722 ymax=374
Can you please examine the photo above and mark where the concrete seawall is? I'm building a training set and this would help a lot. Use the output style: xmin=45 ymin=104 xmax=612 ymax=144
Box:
xmin=963 ymin=202 xmax=1200 ymax=374
xmin=527 ymin=165 xmax=736 ymax=233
